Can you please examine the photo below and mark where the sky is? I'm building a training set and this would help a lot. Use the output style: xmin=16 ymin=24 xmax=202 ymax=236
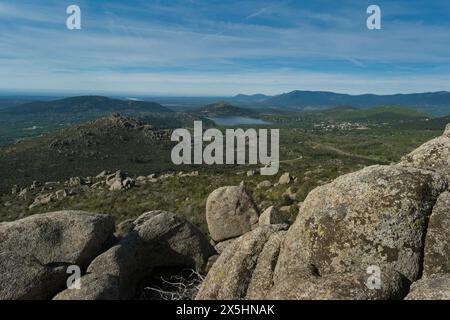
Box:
xmin=1 ymin=0 xmax=450 ymax=96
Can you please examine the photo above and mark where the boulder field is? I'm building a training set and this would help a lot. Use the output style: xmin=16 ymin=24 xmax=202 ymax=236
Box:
xmin=198 ymin=124 xmax=450 ymax=300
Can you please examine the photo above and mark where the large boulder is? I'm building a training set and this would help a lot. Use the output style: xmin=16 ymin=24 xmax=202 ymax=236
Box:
xmin=53 ymin=273 xmax=120 ymax=300
xmin=0 ymin=251 xmax=66 ymax=300
xmin=273 ymin=165 xmax=447 ymax=298
xmin=268 ymin=268 xmax=409 ymax=300
xmin=87 ymin=211 xmax=215 ymax=299
xmin=423 ymin=191 xmax=450 ymax=276
xmin=0 ymin=211 xmax=115 ymax=269
xmin=246 ymin=230 xmax=287 ymax=299
xmin=206 ymin=182 xmax=259 ymax=242
xmin=259 ymin=206 xmax=286 ymax=226
xmin=196 ymin=225 xmax=288 ymax=300
xmin=405 ymin=274 xmax=450 ymax=300
xmin=214 ymin=238 xmax=238 ymax=255
xmin=400 ymin=123 xmax=450 ymax=179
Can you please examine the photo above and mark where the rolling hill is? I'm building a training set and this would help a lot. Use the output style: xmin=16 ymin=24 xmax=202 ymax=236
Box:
xmin=197 ymin=101 xmax=257 ymax=117
xmin=0 ymin=96 xmax=214 ymax=145
xmin=2 ymin=96 xmax=173 ymax=114
xmin=306 ymin=105 xmax=428 ymax=122
xmin=231 ymin=94 xmax=271 ymax=104
xmin=0 ymin=114 xmax=180 ymax=193
xmin=230 ymin=90 xmax=450 ymax=115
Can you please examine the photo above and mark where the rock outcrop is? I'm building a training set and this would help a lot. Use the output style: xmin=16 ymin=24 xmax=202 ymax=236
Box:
xmin=270 ymin=267 xmax=411 ymax=300
xmin=400 ymin=124 xmax=450 ymax=179
xmin=198 ymin=162 xmax=448 ymax=300
xmin=0 ymin=211 xmax=115 ymax=300
xmin=206 ymin=182 xmax=259 ymax=242
xmin=423 ymin=191 xmax=450 ymax=276
xmin=272 ymin=165 xmax=446 ymax=300
xmin=246 ymin=230 xmax=287 ymax=300
xmin=53 ymin=273 xmax=120 ymax=300
xmin=106 ymin=171 xmax=135 ymax=191
xmin=0 ymin=251 xmax=66 ymax=300
xmin=196 ymin=225 xmax=288 ymax=300
xmin=0 ymin=211 xmax=115 ymax=269
xmin=256 ymin=180 xmax=272 ymax=189
xmin=405 ymin=274 xmax=450 ymax=300
xmin=258 ymin=206 xmax=286 ymax=226
xmin=86 ymin=211 xmax=215 ymax=299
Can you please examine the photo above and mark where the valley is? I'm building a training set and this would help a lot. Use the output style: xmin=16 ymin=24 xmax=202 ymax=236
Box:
xmin=0 ymin=95 xmax=447 ymax=236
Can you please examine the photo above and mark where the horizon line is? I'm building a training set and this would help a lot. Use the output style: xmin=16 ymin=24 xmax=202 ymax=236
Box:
xmin=1 ymin=89 xmax=449 ymax=99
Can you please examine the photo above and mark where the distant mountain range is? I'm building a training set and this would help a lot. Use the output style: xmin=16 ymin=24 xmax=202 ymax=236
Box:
xmin=232 ymin=94 xmax=271 ymax=104
xmin=230 ymin=90 xmax=450 ymax=115
xmin=0 ymin=96 xmax=210 ymax=145
xmin=1 ymin=90 xmax=449 ymax=116
xmin=2 ymin=96 xmax=173 ymax=114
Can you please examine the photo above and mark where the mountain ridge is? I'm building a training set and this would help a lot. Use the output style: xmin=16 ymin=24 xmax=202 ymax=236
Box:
xmin=198 ymin=101 xmax=256 ymax=117
xmin=2 ymin=96 xmax=173 ymax=114
xmin=230 ymin=90 xmax=450 ymax=115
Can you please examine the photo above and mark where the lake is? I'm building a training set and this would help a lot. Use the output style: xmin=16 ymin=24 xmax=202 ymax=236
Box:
xmin=208 ymin=116 xmax=270 ymax=126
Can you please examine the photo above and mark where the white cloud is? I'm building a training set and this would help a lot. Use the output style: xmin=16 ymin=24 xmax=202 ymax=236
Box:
xmin=1 ymin=1 xmax=450 ymax=94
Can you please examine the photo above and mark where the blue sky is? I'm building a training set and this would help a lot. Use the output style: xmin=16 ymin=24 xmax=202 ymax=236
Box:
xmin=1 ymin=0 xmax=450 ymax=96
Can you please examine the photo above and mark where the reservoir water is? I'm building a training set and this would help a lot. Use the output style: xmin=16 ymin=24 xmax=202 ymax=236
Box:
xmin=208 ymin=116 xmax=270 ymax=126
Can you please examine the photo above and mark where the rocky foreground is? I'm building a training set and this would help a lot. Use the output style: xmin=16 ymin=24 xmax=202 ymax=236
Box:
xmin=1 ymin=124 xmax=449 ymax=300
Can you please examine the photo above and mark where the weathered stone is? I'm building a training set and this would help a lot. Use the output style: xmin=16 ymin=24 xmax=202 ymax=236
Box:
xmin=278 ymin=173 xmax=292 ymax=185
xmin=268 ymin=267 xmax=410 ymax=300
xmin=206 ymin=182 xmax=259 ymax=242
xmin=106 ymin=171 xmax=125 ymax=186
xmin=95 ymin=170 xmax=108 ymax=178
xmin=279 ymin=205 xmax=292 ymax=213
xmin=246 ymin=231 xmax=286 ymax=299
xmin=122 ymin=177 xmax=134 ymax=190
xmin=275 ymin=165 xmax=447 ymax=286
xmin=423 ymin=191 xmax=450 ymax=276
xmin=205 ymin=255 xmax=219 ymax=274
xmin=405 ymin=274 xmax=450 ymax=300
xmin=400 ymin=124 xmax=450 ymax=179
xmin=53 ymin=273 xmax=120 ymax=300
xmin=0 ymin=211 xmax=115 ymax=269
xmin=196 ymin=225 xmax=288 ymax=300
xmin=68 ymin=177 xmax=84 ymax=187
xmin=247 ymin=170 xmax=256 ymax=177
xmin=256 ymin=180 xmax=272 ymax=189
xmin=18 ymin=188 xmax=28 ymax=198
xmin=116 ymin=218 xmax=135 ymax=238
xmin=29 ymin=193 xmax=54 ymax=209
xmin=55 ymin=189 xmax=68 ymax=200
xmin=214 ymin=238 xmax=237 ymax=254
xmin=109 ymin=179 xmax=123 ymax=191
xmin=259 ymin=206 xmax=286 ymax=226
xmin=87 ymin=211 xmax=215 ymax=299
xmin=0 ymin=251 xmax=66 ymax=300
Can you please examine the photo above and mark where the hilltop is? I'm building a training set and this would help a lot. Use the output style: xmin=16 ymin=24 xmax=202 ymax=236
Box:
xmin=0 ymin=114 xmax=177 ymax=193
xmin=197 ymin=101 xmax=256 ymax=117
xmin=2 ymin=96 xmax=173 ymax=114
xmin=228 ymin=90 xmax=450 ymax=115
xmin=0 ymin=96 xmax=212 ymax=145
